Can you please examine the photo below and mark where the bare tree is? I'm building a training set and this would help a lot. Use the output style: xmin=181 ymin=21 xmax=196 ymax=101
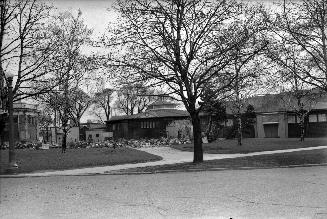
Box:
xmin=269 ymin=0 xmax=327 ymax=92
xmin=106 ymin=0 xmax=269 ymax=162
xmin=114 ymin=82 xmax=155 ymax=115
xmin=91 ymin=88 xmax=113 ymax=122
xmin=267 ymin=48 xmax=320 ymax=141
xmin=0 ymin=0 xmax=60 ymax=106
xmin=265 ymin=0 xmax=326 ymax=141
xmin=39 ymin=10 xmax=92 ymax=151
xmin=225 ymin=6 xmax=268 ymax=146
xmin=68 ymin=88 xmax=92 ymax=128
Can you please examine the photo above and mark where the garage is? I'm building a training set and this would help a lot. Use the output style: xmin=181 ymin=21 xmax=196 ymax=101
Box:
xmin=263 ymin=123 xmax=279 ymax=138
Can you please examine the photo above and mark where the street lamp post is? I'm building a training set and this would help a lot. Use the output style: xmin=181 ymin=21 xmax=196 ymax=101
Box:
xmin=6 ymin=73 xmax=18 ymax=172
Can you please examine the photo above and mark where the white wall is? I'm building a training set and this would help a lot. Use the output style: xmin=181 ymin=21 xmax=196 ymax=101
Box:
xmin=85 ymin=130 xmax=113 ymax=142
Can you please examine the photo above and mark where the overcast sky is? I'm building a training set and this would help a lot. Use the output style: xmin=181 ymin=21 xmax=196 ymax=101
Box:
xmin=51 ymin=0 xmax=281 ymax=40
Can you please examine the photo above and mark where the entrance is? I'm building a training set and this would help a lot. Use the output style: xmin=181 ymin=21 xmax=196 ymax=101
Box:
xmin=264 ymin=123 xmax=279 ymax=138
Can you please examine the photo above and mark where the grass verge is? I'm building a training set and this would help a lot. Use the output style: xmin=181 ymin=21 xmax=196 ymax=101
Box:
xmin=172 ymin=138 xmax=327 ymax=154
xmin=0 ymin=147 xmax=162 ymax=174
xmin=113 ymin=148 xmax=327 ymax=174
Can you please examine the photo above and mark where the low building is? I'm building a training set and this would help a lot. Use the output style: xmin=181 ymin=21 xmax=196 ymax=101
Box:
xmin=107 ymin=100 xmax=190 ymax=139
xmin=245 ymin=92 xmax=327 ymax=138
xmin=85 ymin=128 xmax=113 ymax=142
xmin=107 ymin=91 xmax=327 ymax=140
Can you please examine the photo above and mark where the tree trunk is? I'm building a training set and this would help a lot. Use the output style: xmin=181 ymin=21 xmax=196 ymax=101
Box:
xmin=299 ymin=116 xmax=305 ymax=142
xmin=191 ymin=113 xmax=203 ymax=163
xmin=46 ymin=126 xmax=49 ymax=143
xmin=54 ymin=110 xmax=57 ymax=144
xmin=237 ymin=114 xmax=242 ymax=146
xmin=62 ymin=127 xmax=67 ymax=152
xmin=205 ymin=115 xmax=213 ymax=138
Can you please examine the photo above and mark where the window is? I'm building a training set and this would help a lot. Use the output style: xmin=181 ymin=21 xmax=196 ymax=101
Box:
xmin=225 ymin=119 xmax=233 ymax=127
xmin=112 ymin=124 xmax=116 ymax=131
xmin=288 ymin=115 xmax=296 ymax=124
xmin=141 ymin=121 xmax=155 ymax=129
xmin=288 ymin=115 xmax=300 ymax=124
xmin=318 ymin=114 xmax=327 ymax=122
xmin=96 ymin=134 xmax=99 ymax=137
xmin=309 ymin=114 xmax=318 ymax=123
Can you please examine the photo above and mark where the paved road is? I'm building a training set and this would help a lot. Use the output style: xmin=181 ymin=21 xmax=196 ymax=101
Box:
xmin=1 ymin=166 xmax=327 ymax=219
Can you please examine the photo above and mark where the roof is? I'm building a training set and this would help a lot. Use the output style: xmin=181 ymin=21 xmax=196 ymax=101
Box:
xmin=148 ymin=100 xmax=178 ymax=106
xmin=109 ymin=109 xmax=189 ymax=121
xmin=226 ymin=91 xmax=327 ymax=114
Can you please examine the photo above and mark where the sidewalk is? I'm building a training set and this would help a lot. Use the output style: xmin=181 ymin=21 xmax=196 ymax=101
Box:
xmin=2 ymin=145 xmax=327 ymax=177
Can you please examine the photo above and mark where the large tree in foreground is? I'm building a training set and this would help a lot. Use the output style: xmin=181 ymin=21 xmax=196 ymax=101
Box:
xmin=107 ymin=0 xmax=264 ymax=162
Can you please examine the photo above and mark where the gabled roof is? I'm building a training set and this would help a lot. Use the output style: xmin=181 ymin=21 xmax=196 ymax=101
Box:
xmin=109 ymin=109 xmax=189 ymax=121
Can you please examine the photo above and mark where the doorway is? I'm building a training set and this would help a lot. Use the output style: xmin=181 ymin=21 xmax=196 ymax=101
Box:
xmin=264 ymin=123 xmax=279 ymax=138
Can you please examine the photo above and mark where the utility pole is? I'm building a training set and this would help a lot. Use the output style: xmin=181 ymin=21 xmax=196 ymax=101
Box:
xmin=6 ymin=73 xmax=18 ymax=172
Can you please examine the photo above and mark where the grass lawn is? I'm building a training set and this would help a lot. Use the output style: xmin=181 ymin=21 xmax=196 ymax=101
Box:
xmin=172 ymin=138 xmax=327 ymax=154
xmin=114 ymin=148 xmax=327 ymax=174
xmin=0 ymin=147 xmax=162 ymax=174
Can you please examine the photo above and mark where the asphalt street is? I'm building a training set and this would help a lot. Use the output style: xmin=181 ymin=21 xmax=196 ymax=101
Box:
xmin=1 ymin=166 xmax=327 ymax=219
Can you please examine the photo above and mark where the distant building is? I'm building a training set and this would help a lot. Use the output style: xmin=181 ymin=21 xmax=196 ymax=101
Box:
xmin=243 ymin=92 xmax=327 ymax=138
xmin=0 ymin=101 xmax=39 ymax=144
xmin=107 ymin=100 xmax=190 ymax=139
xmin=107 ymin=91 xmax=327 ymax=140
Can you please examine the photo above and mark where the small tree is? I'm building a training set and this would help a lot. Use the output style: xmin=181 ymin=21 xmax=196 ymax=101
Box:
xmin=39 ymin=10 xmax=92 ymax=150
xmin=266 ymin=10 xmax=322 ymax=141
xmin=200 ymin=88 xmax=227 ymax=142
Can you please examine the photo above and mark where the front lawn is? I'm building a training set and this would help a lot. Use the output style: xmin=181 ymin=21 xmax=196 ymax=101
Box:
xmin=114 ymin=148 xmax=327 ymax=174
xmin=172 ymin=138 xmax=327 ymax=154
xmin=0 ymin=147 xmax=162 ymax=174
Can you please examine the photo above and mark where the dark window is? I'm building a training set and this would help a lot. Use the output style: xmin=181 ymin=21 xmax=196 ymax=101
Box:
xmin=14 ymin=116 xmax=18 ymax=123
xmin=96 ymin=134 xmax=99 ymax=137
xmin=141 ymin=121 xmax=155 ymax=129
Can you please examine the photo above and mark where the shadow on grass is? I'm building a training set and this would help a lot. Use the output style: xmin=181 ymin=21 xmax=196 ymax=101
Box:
xmin=173 ymin=138 xmax=327 ymax=154
xmin=115 ymin=148 xmax=327 ymax=174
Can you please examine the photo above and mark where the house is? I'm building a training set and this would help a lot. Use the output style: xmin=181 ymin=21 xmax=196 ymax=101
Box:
xmin=107 ymin=100 xmax=190 ymax=139
xmin=0 ymin=101 xmax=40 ymax=144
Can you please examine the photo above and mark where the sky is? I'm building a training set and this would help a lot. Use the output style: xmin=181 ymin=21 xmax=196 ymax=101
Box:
xmin=51 ymin=0 xmax=281 ymax=39
xmin=51 ymin=0 xmax=116 ymax=38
